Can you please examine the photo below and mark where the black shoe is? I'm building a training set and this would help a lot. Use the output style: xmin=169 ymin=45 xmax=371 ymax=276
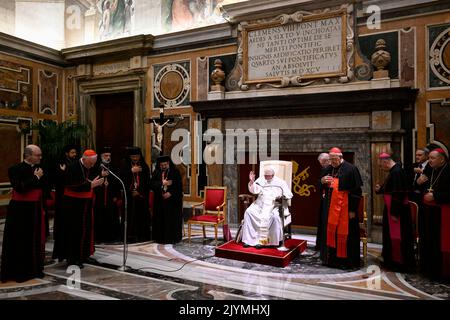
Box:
xmin=85 ymin=257 xmax=97 ymax=264
xmin=243 ymin=243 xmax=250 ymax=248
xmin=255 ymin=244 xmax=262 ymax=249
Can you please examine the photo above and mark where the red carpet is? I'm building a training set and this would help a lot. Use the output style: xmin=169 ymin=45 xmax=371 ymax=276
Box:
xmin=215 ymin=239 xmax=307 ymax=267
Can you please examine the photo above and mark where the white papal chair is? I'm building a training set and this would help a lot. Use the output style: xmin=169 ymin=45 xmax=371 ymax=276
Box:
xmin=259 ymin=160 xmax=293 ymax=232
xmin=236 ymin=160 xmax=293 ymax=244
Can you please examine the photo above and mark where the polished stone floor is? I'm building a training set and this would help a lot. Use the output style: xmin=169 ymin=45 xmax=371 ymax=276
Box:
xmin=1 ymin=219 xmax=449 ymax=300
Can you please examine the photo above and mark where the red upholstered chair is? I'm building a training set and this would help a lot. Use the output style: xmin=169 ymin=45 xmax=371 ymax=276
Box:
xmin=188 ymin=186 xmax=227 ymax=244
xmin=358 ymin=193 xmax=368 ymax=263
xmin=408 ymin=200 xmax=419 ymax=259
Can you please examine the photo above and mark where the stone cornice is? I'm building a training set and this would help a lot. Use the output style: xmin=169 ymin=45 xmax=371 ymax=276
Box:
xmin=357 ymin=0 xmax=450 ymax=23
xmin=0 ymin=32 xmax=68 ymax=67
xmin=61 ymin=34 xmax=154 ymax=64
xmin=222 ymin=0 xmax=361 ymax=23
xmin=192 ymin=87 xmax=418 ymax=118
xmin=152 ymin=23 xmax=235 ymax=53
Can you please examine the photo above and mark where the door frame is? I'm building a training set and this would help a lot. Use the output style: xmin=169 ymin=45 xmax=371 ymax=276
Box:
xmin=76 ymin=73 xmax=146 ymax=154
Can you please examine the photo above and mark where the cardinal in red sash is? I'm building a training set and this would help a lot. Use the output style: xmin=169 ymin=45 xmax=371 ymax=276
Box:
xmin=1 ymin=145 xmax=49 ymax=283
xmin=59 ymin=149 xmax=104 ymax=268
xmin=321 ymin=147 xmax=363 ymax=270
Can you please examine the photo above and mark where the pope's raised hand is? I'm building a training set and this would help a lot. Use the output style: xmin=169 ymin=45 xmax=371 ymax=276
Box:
xmin=249 ymin=171 xmax=256 ymax=182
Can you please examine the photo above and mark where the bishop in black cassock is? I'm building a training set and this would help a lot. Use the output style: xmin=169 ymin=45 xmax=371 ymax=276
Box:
xmin=1 ymin=145 xmax=48 ymax=283
xmin=52 ymin=144 xmax=79 ymax=262
xmin=119 ymin=147 xmax=152 ymax=243
xmin=375 ymin=152 xmax=415 ymax=271
xmin=93 ymin=147 xmax=121 ymax=243
xmin=151 ymin=155 xmax=183 ymax=244
xmin=420 ymin=148 xmax=450 ymax=282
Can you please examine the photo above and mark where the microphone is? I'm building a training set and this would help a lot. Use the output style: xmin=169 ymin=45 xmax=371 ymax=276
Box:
xmin=100 ymin=163 xmax=130 ymax=271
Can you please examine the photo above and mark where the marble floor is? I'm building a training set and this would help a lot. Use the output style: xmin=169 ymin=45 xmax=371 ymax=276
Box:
xmin=1 ymin=219 xmax=449 ymax=301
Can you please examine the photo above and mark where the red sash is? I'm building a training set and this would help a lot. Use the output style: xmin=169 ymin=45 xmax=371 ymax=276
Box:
xmin=64 ymin=188 xmax=93 ymax=199
xmin=11 ymin=189 xmax=42 ymax=202
xmin=11 ymin=189 xmax=46 ymax=257
xmin=424 ymin=200 xmax=450 ymax=278
xmin=326 ymin=178 xmax=349 ymax=258
xmin=383 ymin=194 xmax=407 ymax=264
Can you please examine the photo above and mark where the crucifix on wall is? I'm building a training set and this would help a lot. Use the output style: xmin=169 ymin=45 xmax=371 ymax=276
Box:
xmin=146 ymin=107 xmax=183 ymax=156
xmin=152 ymin=108 xmax=170 ymax=154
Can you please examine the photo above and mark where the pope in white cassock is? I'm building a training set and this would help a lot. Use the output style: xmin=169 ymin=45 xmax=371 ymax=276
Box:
xmin=242 ymin=167 xmax=293 ymax=248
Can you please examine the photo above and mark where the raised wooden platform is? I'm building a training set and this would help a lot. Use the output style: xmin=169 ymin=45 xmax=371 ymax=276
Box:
xmin=215 ymin=239 xmax=307 ymax=268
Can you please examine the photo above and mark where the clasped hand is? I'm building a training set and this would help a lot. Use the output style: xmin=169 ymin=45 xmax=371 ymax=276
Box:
xmin=416 ymin=174 xmax=428 ymax=185
xmin=131 ymin=165 xmax=142 ymax=173
xmin=91 ymin=176 xmax=104 ymax=188
xmin=34 ymin=167 xmax=44 ymax=179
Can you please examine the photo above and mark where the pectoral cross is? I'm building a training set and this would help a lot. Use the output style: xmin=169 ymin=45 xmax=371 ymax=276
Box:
xmin=427 ymin=188 xmax=433 ymax=193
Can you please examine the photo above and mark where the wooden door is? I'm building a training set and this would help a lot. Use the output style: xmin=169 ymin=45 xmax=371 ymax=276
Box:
xmin=95 ymin=92 xmax=134 ymax=168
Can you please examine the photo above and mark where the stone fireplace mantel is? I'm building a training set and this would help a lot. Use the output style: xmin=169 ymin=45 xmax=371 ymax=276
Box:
xmin=192 ymin=87 xmax=418 ymax=118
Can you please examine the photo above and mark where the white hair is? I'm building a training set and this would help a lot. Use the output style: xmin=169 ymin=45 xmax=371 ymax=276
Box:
xmin=264 ymin=166 xmax=276 ymax=175
xmin=318 ymin=153 xmax=329 ymax=161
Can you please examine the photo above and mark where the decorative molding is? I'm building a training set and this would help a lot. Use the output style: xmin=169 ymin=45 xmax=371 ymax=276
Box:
xmin=0 ymin=32 xmax=68 ymax=67
xmin=153 ymin=62 xmax=191 ymax=108
xmin=61 ymin=34 xmax=154 ymax=63
xmin=38 ymin=69 xmax=58 ymax=115
xmin=197 ymin=57 xmax=209 ymax=100
xmin=428 ymin=25 xmax=450 ymax=86
xmin=193 ymin=87 xmax=418 ymax=118
xmin=75 ymin=72 xmax=147 ymax=153
xmin=236 ymin=5 xmax=355 ymax=90
xmin=357 ymin=0 xmax=450 ymax=24
xmin=223 ymin=0 xmax=355 ymax=24
xmin=93 ymin=60 xmax=130 ymax=76
xmin=153 ymin=23 xmax=234 ymax=52
xmin=0 ymin=60 xmax=32 ymax=111
xmin=372 ymin=111 xmax=392 ymax=130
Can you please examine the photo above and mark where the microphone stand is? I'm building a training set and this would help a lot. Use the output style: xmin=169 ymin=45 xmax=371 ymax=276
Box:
xmin=256 ymin=182 xmax=290 ymax=251
xmin=101 ymin=164 xmax=130 ymax=271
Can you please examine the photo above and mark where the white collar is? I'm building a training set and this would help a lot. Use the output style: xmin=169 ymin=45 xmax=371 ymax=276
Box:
xmin=24 ymin=159 xmax=34 ymax=167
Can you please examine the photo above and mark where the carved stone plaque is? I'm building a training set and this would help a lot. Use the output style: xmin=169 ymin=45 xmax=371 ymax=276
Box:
xmin=239 ymin=7 xmax=353 ymax=89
